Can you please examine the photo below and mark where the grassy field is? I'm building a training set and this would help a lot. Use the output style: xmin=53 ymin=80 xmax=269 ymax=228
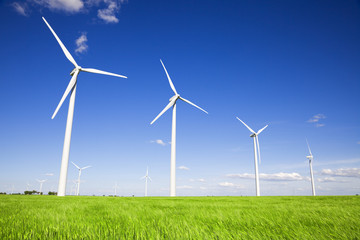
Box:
xmin=0 ymin=195 xmax=359 ymax=239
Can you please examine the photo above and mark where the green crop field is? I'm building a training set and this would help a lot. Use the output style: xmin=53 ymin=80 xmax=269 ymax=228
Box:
xmin=0 ymin=195 xmax=359 ymax=239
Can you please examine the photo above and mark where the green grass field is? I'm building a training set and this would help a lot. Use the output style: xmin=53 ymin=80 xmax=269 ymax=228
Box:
xmin=1 ymin=195 xmax=359 ymax=239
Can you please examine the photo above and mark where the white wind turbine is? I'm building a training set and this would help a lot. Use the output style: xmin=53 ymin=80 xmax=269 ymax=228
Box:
xmin=71 ymin=162 xmax=91 ymax=196
xmin=236 ymin=117 xmax=268 ymax=196
xmin=42 ymin=17 xmax=127 ymax=196
xmin=36 ymin=179 xmax=47 ymax=194
xmin=306 ymin=139 xmax=316 ymax=196
xmin=150 ymin=59 xmax=208 ymax=197
xmin=140 ymin=167 xmax=152 ymax=197
xmin=113 ymin=182 xmax=119 ymax=196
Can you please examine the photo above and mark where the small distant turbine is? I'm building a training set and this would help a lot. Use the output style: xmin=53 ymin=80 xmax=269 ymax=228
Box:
xmin=36 ymin=179 xmax=47 ymax=193
xmin=26 ymin=182 xmax=32 ymax=191
xmin=42 ymin=17 xmax=127 ymax=197
xmin=140 ymin=167 xmax=152 ymax=197
xmin=150 ymin=59 xmax=208 ymax=196
xmin=113 ymin=182 xmax=119 ymax=196
xmin=71 ymin=162 xmax=91 ymax=196
xmin=306 ymin=139 xmax=316 ymax=196
xmin=236 ymin=117 xmax=268 ymax=196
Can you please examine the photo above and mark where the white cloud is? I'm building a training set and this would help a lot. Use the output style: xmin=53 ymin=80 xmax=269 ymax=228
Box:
xmin=227 ymin=172 xmax=305 ymax=181
xmin=190 ymin=178 xmax=205 ymax=182
xmin=15 ymin=0 xmax=127 ymax=23
xmin=218 ymin=182 xmax=244 ymax=189
xmin=150 ymin=139 xmax=166 ymax=146
xmin=317 ymin=177 xmax=347 ymax=183
xmin=45 ymin=173 xmax=54 ymax=176
xmin=178 ymin=166 xmax=189 ymax=170
xmin=320 ymin=168 xmax=360 ymax=178
xmin=307 ymin=114 xmax=326 ymax=123
xmin=12 ymin=2 xmax=29 ymax=16
xmin=31 ymin=0 xmax=84 ymax=12
xmin=177 ymin=185 xmax=193 ymax=189
xmin=316 ymin=123 xmax=325 ymax=128
xmin=97 ymin=0 xmax=126 ymax=23
xmin=75 ymin=33 xmax=88 ymax=54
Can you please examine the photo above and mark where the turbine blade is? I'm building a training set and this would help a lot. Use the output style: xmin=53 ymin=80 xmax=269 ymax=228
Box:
xmin=71 ymin=161 xmax=80 ymax=170
xmin=257 ymin=125 xmax=268 ymax=135
xmin=82 ymin=166 xmax=91 ymax=170
xmin=236 ymin=117 xmax=256 ymax=134
xmin=256 ymin=136 xmax=261 ymax=165
xmin=51 ymin=70 xmax=79 ymax=119
xmin=42 ymin=17 xmax=78 ymax=67
xmin=179 ymin=97 xmax=208 ymax=114
xmin=140 ymin=176 xmax=146 ymax=180
xmin=150 ymin=98 xmax=176 ymax=125
xmin=148 ymin=176 xmax=152 ymax=182
xmin=160 ymin=59 xmax=177 ymax=94
xmin=81 ymin=68 xmax=127 ymax=79
xmin=306 ymin=138 xmax=313 ymax=156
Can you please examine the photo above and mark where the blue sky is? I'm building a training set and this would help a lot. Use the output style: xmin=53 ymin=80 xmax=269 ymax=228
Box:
xmin=0 ymin=0 xmax=359 ymax=196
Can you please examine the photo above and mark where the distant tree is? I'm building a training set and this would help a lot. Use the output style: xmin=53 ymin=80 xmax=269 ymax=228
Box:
xmin=0 ymin=192 xmax=6 ymax=195
xmin=24 ymin=190 xmax=38 ymax=195
xmin=48 ymin=191 xmax=57 ymax=195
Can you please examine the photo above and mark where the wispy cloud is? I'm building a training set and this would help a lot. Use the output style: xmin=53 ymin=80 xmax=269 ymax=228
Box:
xmin=13 ymin=0 xmax=127 ymax=23
xmin=307 ymin=114 xmax=326 ymax=127
xmin=317 ymin=177 xmax=347 ymax=183
xmin=218 ymin=182 xmax=244 ymax=189
xmin=177 ymin=185 xmax=193 ymax=189
xmin=227 ymin=172 xmax=305 ymax=181
xmin=178 ymin=166 xmax=190 ymax=171
xmin=12 ymin=2 xmax=29 ymax=16
xmin=150 ymin=139 xmax=166 ymax=146
xmin=190 ymin=178 xmax=205 ymax=182
xmin=45 ymin=173 xmax=54 ymax=176
xmin=320 ymin=168 xmax=360 ymax=178
xmin=75 ymin=33 xmax=88 ymax=54
xmin=98 ymin=0 xmax=126 ymax=23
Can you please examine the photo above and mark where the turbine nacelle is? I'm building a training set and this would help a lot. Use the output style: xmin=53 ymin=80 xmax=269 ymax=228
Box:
xmin=169 ymin=94 xmax=180 ymax=102
xmin=70 ymin=67 xmax=82 ymax=76
xmin=250 ymin=133 xmax=256 ymax=138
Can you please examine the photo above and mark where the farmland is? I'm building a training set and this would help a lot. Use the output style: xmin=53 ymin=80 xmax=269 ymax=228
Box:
xmin=0 ymin=195 xmax=359 ymax=239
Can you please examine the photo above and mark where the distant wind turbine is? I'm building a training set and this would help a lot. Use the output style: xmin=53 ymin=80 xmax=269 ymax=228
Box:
xmin=306 ymin=139 xmax=316 ymax=196
xmin=113 ymin=182 xmax=119 ymax=196
xmin=150 ymin=59 xmax=208 ymax=196
xmin=26 ymin=182 xmax=32 ymax=191
xmin=71 ymin=162 xmax=91 ymax=196
xmin=236 ymin=117 xmax=268 ymax=196
xmin=140 ymin=167 xmax=152 ymax=197
xmin=36 ymin=179 xmax=47 ymax=194
xmin=42 ymin=17 xmax=127 ymax=197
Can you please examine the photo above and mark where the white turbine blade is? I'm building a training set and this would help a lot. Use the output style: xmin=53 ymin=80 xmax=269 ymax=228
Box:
xmin=81 ymin=166 xmax=91 ymax=170
xmin=42 ymin=17 xmax=78 ymax=67
xmin=160 ymin=59 xmax=177 ymax=94
xmin=150 ymin=98 xmax=176 ymax=125
xmin=81 ymin=68 xmax=127 ymax=79
xmin=148 ymin=176 xmax=152 ymax=182
xmin=306 ymin=138 xmax=313 ymax=156
xmin=140 ymin=176 xmax=146 ymax=180
xmin=256 ymin=136 xmax=262 ymax=165
xmin=51 ymin=70 xmax=79 ymax=119
xmin=71 ymin=161 xmax=81 ymax=170
xmin=236 ymin=117 xmax=256 ymax=134
xmin=257 ymin=125 xmax=268 ymax=135
xmin=179 ymin=97 xmax=208 ymax=114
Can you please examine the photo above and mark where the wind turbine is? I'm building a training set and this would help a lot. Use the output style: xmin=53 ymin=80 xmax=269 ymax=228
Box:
xmin=236 ymin=117 xmax=268 ymax=196
xmin=71 ymin=162 xmax=91 ymax=196
xmin=150 ymin=59 xmax=208 ymax=196
xmin=26 ymin=182 xmax=32 ymax=191
xmin=306 ymin=139 xmax=316 ymax=196
xmin=140 ymin=167 xmax=152 ymax=197
xmin=113 ymin=182 xmax=119 ymax=196
xmin=36 ymin=179 xmax=47 ymax=194
xmin=42 ymin=17 xmax=127 ymax=196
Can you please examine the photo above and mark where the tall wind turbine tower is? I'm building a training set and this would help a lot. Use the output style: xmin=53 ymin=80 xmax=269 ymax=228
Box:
xmin=42 ymin=17 xmax=127 ymax=196
xmin=306 ymin=139 xmax=316 ymax=196
xmin=236 ymin=117 xmax=268 ymax=196
xmin=150 ymin=60 xmax=208 ymax=196
xmin=36 ymin=179 xmax=47 ymax=194
xmin=114 ymin=182 xmax=119 ymax=196
xmin=71 ymin=162 xmax=91 ymax=196
xmin=140 ymin=167 xmax=152 ymax=197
